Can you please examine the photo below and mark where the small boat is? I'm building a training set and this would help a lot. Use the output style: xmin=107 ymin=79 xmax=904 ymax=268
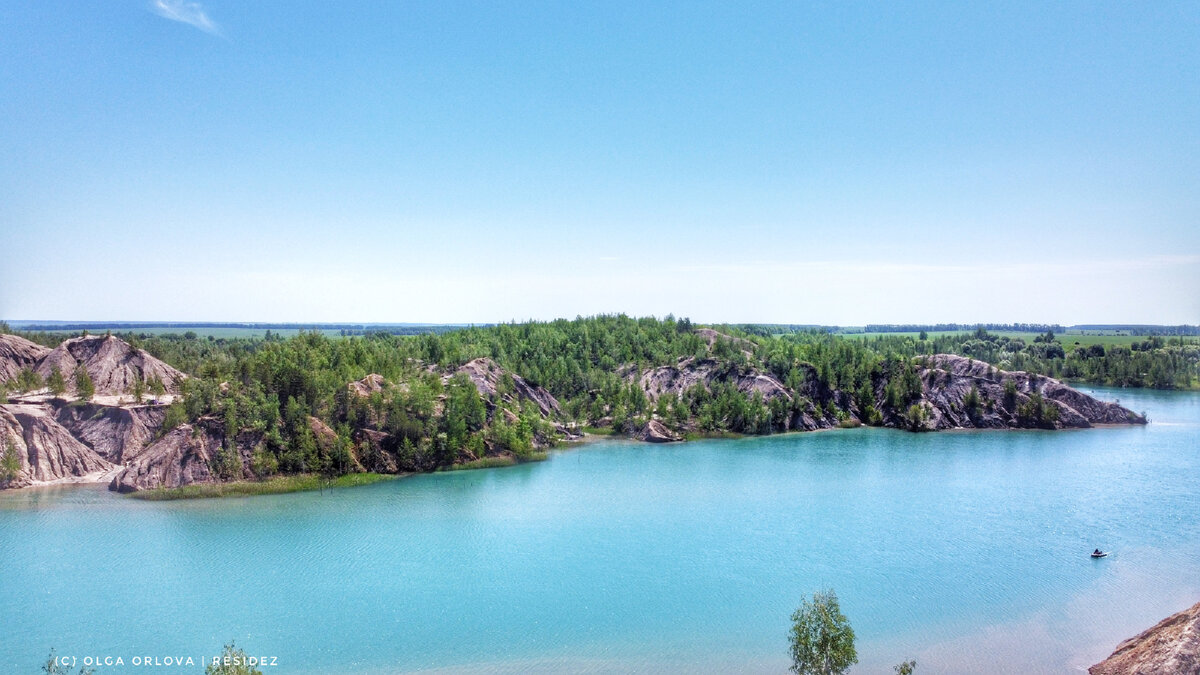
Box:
xmin=1091 ymin=551 xmax=1108 ymax=558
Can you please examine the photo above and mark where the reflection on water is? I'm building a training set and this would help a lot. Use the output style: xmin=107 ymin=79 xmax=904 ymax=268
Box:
xmin=0 ymin=387 xmax=1197 ymax=674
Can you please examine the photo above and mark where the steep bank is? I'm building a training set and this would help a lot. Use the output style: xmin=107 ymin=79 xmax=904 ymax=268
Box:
xmin=1090 ymin=601 xmax=1200 ymax=675
xmin=0 ymin=404 xmax=115 ymax=487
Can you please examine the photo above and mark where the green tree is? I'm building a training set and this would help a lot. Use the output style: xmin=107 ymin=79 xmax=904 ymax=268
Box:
xmin=1002 ymin=379 xmax=1018 ymax=410
xmin=895 ymin=660 xmax=917 ymax=674
xmin=130 ymin=378 xmax=146 ymax=404
xmin=15 ymin=367 xmax=42 ymax=394
xmin=205 ymin=642 xmax=263 ymax=675
xmin=74 ymin=367 xmax=95 ymax=401
xmin=963 ymin=385 xmax=981 ymax=419
xmin=789 ymin=589 xmax=858 ymax=675
xmin=149 ymin=375 xmax=166 ymax=398
xmin=47 ymin=367 xmax=67 ymax=399
xmin=1 ymin=433 xmax=21 ymax=485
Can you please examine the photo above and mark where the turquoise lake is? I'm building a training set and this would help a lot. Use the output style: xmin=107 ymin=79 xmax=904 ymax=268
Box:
xmin=2 ymin=387 xmax=1198 ymax=674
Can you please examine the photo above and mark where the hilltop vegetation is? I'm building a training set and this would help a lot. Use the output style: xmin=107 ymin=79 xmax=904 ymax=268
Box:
xmin=0 ymin=317 xmax=1165 ymax=492
xmin=837 ymin=328 xmax=1199 ymax=390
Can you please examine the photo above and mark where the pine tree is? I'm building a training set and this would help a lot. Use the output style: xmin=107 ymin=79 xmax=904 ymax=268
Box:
xmin=75 ymin=367 xmax=95 ymax=401
xmin=47 ymin=367 xmax=67 ymax=399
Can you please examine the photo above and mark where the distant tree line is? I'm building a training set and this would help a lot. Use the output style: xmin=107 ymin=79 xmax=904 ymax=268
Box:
xmin=858 ymin=323 xmax=1066 ymax=334
xmin=863 ymin=328 xmax=1199 ymax=390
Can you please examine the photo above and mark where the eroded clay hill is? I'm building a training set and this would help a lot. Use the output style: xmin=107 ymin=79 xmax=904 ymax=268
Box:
xmin=35 ymin=335 xmax=185 ymax=396
xmin=110 ymin=418 xmax=265 ymax=493
xmin=0 ymin=334 xmax=51 ymax=383
xmin=0 ymin=335 xmax=183 ymax=487
xmin=911 ymin=354 xmax=1143 ymax=430
xmin=0 ymin=404 xmax=115 ymax=487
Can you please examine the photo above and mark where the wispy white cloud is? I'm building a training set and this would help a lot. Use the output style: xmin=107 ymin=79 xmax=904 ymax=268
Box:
xmin=150 ymin=0 xmax=221 ymax=36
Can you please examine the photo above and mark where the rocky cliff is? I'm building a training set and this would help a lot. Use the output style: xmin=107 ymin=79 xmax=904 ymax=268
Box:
xmin=1090 ymin=601 xmax=1200 ymax=675
xmin=54 ymin=402 xmax=167 ymax=463
xmin=634 ymin=357 xmax=793 ymax=403
xmin=348 ymin=373 xmax=386 ymax=397
xmin=110 ymin=417 xmax=264 ymax=493
xmin=454 ymin=357 xmax=563 ymax=418
xmin=0 ymin=404 xmax=115 ymax=487
xmin=903 ymin=354 xmax=1145 ymax=431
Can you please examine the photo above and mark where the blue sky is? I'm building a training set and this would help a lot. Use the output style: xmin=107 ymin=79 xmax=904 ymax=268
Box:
xmin=1 ymin=1 xmax=1197 ymax=324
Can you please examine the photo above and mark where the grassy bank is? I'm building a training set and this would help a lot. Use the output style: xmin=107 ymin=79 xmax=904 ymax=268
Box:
xmin=580 ymin=426 xmax=617 ymax=435
xmin=129 ymin=472 xmax=401 ymax=500
xmin=682 ymin=430 xmax=744 ymax=441
xmin=440 ymin=452 xmax=549 ymax=471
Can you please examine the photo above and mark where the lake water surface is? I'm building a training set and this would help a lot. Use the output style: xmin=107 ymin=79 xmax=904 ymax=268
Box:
xmin=2 ymin=387 xmax=1198 ymax=674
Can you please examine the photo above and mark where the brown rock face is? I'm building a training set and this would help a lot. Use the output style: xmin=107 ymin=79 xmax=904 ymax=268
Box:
xmin=110 ymin=418 xmax=263 ymax=492
xmin=54 ymin=403 xmax=167 ymax=463
xmin=34 ymin=335 xmax=186 ymax=396
xmin=349 ymin=374 xmax=385 ymax=397
xmin=0 ymin=334 xmax=52 ymax=383
xmin=636 ymin=419 xmax=682 ymax=443
xmin=0 ymin=404 xmax=114 ymax=486
xmin=454 ymin=358 xmax=562 ymax=418
xmin=1090 ymin=601 xmax=1200 ymax=675
xmin=109 ymin=422 xmax=220 ymax=493
xmin=636 ymin=357 xmax=792 ymax=403
xmin=354 ymin=428 xmax=399 ymax=473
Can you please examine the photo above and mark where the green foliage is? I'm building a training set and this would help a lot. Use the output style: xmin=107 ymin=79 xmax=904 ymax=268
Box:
xmin=74 ymin=367 xmax=94 ymax=401
xmin=211 ymin=445 xmax=244 ymax=481
xmin=963 ymin=385 xmax=981 ymax=419
xmin=250 ymin=445 xmax=279 ymax=477
xmin=46 ymin=367 xmax=67 ymax=398
xmin=1 ymin=432 xmax=21 ymax=484
xmin=14 ymin=367 xmax=43 ymax=394
xmin=130 ymin=473 xmax=397 ymax=500
xmin=875 ymin=328 xmax=1199 ymax=390
xmin=894 ymin=660 xmax=917 ymax=675
xmin=789 ymin=589 xmax=858 ymax=675
xmin=905 ymin=403 xmax=929 ymax=431
xmin=160 ymin=402 xmax=188 ymax=435
xmin=205 ymin=642 xmax=263 ymax=675
xmin=1003 ymin=379 xmax=1018 ymax=411
xmin=1016 ymin=391 xmax=1060 ymax=428
xmin=130 ymin=378 xmax=146 ymax=404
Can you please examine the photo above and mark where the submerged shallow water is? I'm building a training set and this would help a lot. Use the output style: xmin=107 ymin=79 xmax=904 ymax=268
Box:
xmin=1 ymin=387 xmax=1198 ymax=674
